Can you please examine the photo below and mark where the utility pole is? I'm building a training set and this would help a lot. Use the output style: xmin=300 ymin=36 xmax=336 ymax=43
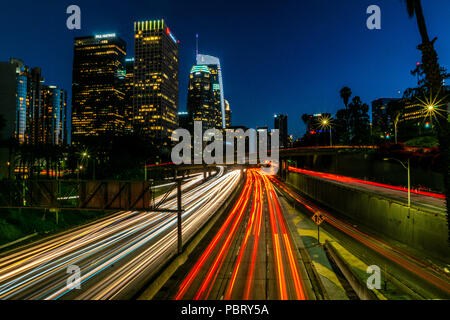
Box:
xmin=177 ymin=179 xmax=183 ymax=254
xmin=144 ymin=162 xmax=147 ymax=181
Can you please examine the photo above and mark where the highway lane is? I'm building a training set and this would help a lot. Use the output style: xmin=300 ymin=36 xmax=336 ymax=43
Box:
xmin=0 ymin=167 xmax=241 ymax=300
xmin=270 ymin=176 xmax=450 ymax=299
xmin=175 ymin=169 xmax=308 ymax=300
xmin=287 ymin=167 xmax=445 ymax=213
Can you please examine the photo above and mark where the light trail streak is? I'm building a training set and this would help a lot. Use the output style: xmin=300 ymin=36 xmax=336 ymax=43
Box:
xmin=288 ymin=166 xmax=445 ymax=200
xmin=0 ymin=167 xmax=242 ymax=300
xmin=174 ymin=171 xmax=253 ymax=300
xmin=176 ymin=169 xmax=307 ymax=300
xmin=270 ymin=176 xmax=450 ymax=296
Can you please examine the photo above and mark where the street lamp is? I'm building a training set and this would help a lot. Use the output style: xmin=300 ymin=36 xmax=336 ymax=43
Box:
xmin=417 ymin=88 xmax=447 ymax=130
xmin=318 ymin=116 xmax=333 ymax=147
xmin=383 ymin=157 xmax=411 ymax=209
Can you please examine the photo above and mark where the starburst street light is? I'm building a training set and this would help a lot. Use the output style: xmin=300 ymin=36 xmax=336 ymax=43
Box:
xmin=416 ymin=88 xmax=448 ymax=128
xmin=317 ymin=115 xmax=333 ymax=147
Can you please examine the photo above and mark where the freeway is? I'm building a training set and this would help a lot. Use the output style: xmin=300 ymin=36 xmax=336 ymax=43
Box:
xmin=175 ymin=169 xmax=309 ymax=300
xmin=0 ymin=167 xmax=241 ymax=300
xmin=288 ymin=166 xmax=445 ymax=213
xmin=270 ymin=176 xmax=450 ymax=299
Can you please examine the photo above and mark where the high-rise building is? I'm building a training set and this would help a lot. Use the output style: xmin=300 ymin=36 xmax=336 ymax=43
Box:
xmin=0 ymin=58 xmax=67 ymax=145
xmin=71 ymin=34 xmax=126 ymax=142
xmin=40 ymin=85 xmax=67 ymax=145
xmin=121 ymin=57 xmax=135 ymax=134
xmin=225 ymin=99 xmax=231 ymax=128
xmin=0 ymin=59 xmax=21 ymax=142
xmin=304 ymin=113 xmax=331 ymax=134
xmin=196 ymin=54 xmax=226 ymax=128
xmin=372 ymin=98 xmax=399 ymax=135
xmin=133 ymin=19 xmax=179 ymax=146
xmin=187 ymin=65 xmax=221 ymax=131
xmin=178 ymin=111 xmax=190 ymax=131
xmin=274 ymin=113 xmax=288 ymax=149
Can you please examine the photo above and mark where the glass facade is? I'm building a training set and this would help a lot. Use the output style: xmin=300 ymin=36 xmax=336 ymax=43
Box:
xmin=71 ymin=34 xmax=126 ymax=142
xmin=133 ymin=19 xmax=179 ymax=147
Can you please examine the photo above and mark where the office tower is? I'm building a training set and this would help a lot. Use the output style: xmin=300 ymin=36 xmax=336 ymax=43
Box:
xmin=186 ymin=65 xmax=221 ymax=131
xmin=71 ymin=34 xmax=126 ymax=142
xmin=178 ymin=111 xmax=190 ymax=130
xmin=0 ymin=59 xmax=21 ymax=142
xmin=225 ymin=99 xmax=231 ymax=128
xmin=0 ymin=58 xmax=68 ymax=146
xmin=371 ymin=98 xmax=400 ymax=135
xmin=122 ymin=57 xmax=135 ymax=134
xmin=304 ymin=113 xmax=331 ymax=134
xmin=27 ymin=67 xmax=44 ymax=145
xmin=196 ymin=54 xmax=226 ymax=128
xmin=133 ymin=20 xmax=179 ymax=147
xmin=40 ymin=85 xmax=67 ymax=145
xmin=274 ymin=113 xmax=288 ymax=149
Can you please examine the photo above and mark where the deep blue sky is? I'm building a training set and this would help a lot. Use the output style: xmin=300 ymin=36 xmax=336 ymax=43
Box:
xmin=1 ymin=0 xmax=450 ymax=138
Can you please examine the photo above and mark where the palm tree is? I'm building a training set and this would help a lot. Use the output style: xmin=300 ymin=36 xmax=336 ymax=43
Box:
xmin=339 ymin=87 xmax=352 ymax=110
xmin=340 ymin=87 xmax=352 ymax=137
xmin=404 ymin=0 xmax=442 ymax=90
xmin=404 ymin=0 xmax=450 ymax=239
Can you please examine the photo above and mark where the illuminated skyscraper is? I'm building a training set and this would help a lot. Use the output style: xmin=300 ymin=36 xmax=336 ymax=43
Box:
xmin=71 ymin=34 xmax=126 ymax=142
xmin=187 ymin=65 xmax=221 ymax=131
xmin=0 ymin=58 xmax=67 ymax=145
xmin=274 ymin=114 xmax=288 ymax=149
xmin=225 ymin=99 xmax=231 ymax=128
xmin=133 ymin=19 xmax=179 ymax=146
xmin=121 ymin=57 xmax=135 ymax=134
xmin=196 ymin=54 xmax=226 ymax=128
xmin=41 ymin=85 xmax=67 ymax=145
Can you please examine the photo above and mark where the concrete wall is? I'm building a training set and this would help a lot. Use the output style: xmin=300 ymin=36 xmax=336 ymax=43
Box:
xmin=286 ymin=171 xmax=450 ymax=259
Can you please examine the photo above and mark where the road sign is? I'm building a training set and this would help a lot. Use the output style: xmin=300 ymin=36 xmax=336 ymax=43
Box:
xmin=312 ymin=212 xmax=324 ymax=226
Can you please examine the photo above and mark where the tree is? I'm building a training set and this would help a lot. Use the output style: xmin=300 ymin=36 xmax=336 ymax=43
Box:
xmin=340 ymin=87 xmax=352 ymax=110
xmin=340 ymin=87 xmax=352 ymax=133
xmin=347 ymin=96 xmax=370 ymax=145
xmin=403 ymin=0 xmax=450 ymax=239
xmin=404 ymin=0 xmax=442 ymax=90
xmin=334 ymin=108 xmax=349 ymax=145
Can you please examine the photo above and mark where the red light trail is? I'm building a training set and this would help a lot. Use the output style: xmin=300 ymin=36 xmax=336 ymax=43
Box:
xmin=288 ymin=166 xmax=445 ymax=199
xmin=270 ymin=176 xmax=450 ymax=295
xmin=175 ymin=169 xmax=307 ymax=300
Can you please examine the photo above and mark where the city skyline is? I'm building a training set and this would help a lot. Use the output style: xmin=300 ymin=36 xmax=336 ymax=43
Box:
xmin=0 ymin=0 xmax=448 ymax=305
xmin=1 ymin=0 xmax=450 ymax=139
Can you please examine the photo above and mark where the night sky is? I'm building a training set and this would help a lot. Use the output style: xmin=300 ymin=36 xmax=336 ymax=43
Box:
xmin=1 ymin=0 xmax=450 ymax=138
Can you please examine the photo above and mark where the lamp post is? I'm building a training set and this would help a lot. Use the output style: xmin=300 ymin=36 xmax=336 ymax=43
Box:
xmin=384 ymin=157 xmax=411 ymax=208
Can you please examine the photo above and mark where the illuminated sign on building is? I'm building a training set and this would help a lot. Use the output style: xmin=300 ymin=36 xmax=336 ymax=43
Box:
xmin=190 ymin=65 xmax=211 ymax=74
xmin=95 ymin=33 xmax=116 ymax=39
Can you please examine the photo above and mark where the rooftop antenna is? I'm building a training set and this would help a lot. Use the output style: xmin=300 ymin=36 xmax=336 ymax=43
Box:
xmin=195 ymin=33 xmax=199 ymax=59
